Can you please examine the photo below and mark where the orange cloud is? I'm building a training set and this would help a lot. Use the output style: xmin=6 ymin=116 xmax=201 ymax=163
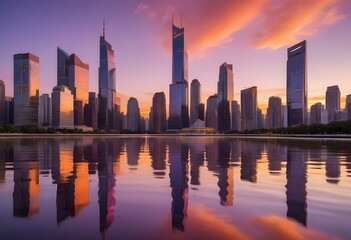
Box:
xmin=251 ymin=0 xmax=345 ymax=49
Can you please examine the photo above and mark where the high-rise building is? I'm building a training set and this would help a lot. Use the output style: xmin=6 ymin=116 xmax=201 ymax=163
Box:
xmin=39 ymin=94 xmax=51 ymax=127
xmin=57 ymin=48 xmax=89 ymax=126
xmin=217 ymin=62 xmax=234 ymax=132
xmin=14 ymin=53 xmax=39 ymax=127
xmin=84 ymin=92 xmax=98 ymax=129
xmin=325 ymin=85 xmax=340 ymax=122
xmin=231 ymin=101 xmax=241 ymax=131
xmin=205 ymin=94 xmax=219 ymax=130
xmin=190 ymin=79 xmax=201 ymax=125
xmin=241 ymin=87 xmax=257 ymax=130
xmin=257 ymin=108 xmax=264 ymax=129
xmin=150 ymin=92 xmax=167 ymax=133
xmin=98 ymin=23 xmax=117 ymax=131
xmin=346 ymin=94 xmax=351 ymax=120
xmin=5 ymin=96 xmax=14 ymax=125
xmin=287 ymin=40 xmax=307 ymax=126
xmin=0 ymin=80 xmax=5 ymax=126
xmin=169 ymin=21 xmax=189 ymax=130
xmin=126 ymin=97 xmax=140 ymax=132
xmin=266 ymin=96 xmax=282 ymax=128
xmin=51 ymin=85 xmax=74 ymax=128
xmin=310 ymin=102 xmax=323 ymax=124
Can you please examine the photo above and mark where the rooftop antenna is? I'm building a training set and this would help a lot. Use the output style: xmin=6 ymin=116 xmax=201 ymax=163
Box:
xmin=180 ymin=10 xmax=183 ymax=28
xmin=103 ymin=17 xmax=105 ymax=38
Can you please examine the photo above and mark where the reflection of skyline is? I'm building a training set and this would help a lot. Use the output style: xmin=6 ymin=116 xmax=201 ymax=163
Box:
xmin=240 ymin=141 xmax=259 ymax=183
xmin=149 ymin=137 xmax=167 ymax=178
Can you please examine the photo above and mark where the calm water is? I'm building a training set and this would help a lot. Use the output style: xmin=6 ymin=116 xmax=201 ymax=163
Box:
xmin=0 ymin=136 xmax=350 ymax=240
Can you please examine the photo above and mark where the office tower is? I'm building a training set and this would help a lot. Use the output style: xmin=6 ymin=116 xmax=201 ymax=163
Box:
xmin=347 ymin=94 xmax=351 ymax=120
xmin=39 ymin=94 xmax=51 ymax=127
xmin=114 ymin=96 xmax=122 ymax=131
xmin=206 ymin=94 xmax=219 ymax=130
xmin=257 ymin=108 xmax=264 ymax=129
xmin=266 ymin=96 xmax=282 ymax=128
xmin=169 ymin=21 xmax=189 ymax=130
xmin=198 ymin=103 xmax=205 ymax=121
xmin=325 ymin=85 xmax=340 ymax=122
xmin=190 ymin=79 xmax=201 ymax=125
xmin=217 ymin=62 xmax=234 ymax=132
xmin=84 ymin=92 xmax=98 ymax=129
xmin=310 ymin=102 xmax=323 ymax=124
xmin=282 ymin=105 xmax=288 ymax=127
xmin=150 ymin=92 xmax=166 ymax=133
xmin=57 ymin=48 xmax=89 ymax=126
xmin=14 ymin=53 xmax=39 ymax=127
xmin=231 ymin=101 xmax=241 ymax=131
xmin=241 ymin=87 xmax=257 ymax=130
xmin=4 ymin=97 xmax=14 ymax=125
xmin=126 ymin=97 xmax=140 ymax=132
xmin=0 ymin=80 xmax=5 ymax=126
xmin=287 ymin=40 xmax=307 ymax=126
xmin=98 ymin=23 xmax=117 ymax=131
xmin=51 ymin=85 xmax=74 ymax=128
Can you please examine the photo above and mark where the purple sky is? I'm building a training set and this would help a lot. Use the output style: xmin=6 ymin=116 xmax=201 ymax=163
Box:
xmin=1 ymin=0 xmax=350 ymax=116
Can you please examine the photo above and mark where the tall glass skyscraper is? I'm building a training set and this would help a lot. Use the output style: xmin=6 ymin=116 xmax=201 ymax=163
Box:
xmin=14 ymin=53 xmax=39 ymax=127
xmin=169 ymin=22 xmax=189 ymax=130
xmin=98 ymin=24 xmax=117 ymax=131
xmin=241 ymin=86 xmax=257 ymax=130
xmin=325 ymin=85 xmax=340 ymax=122
xmin=51 ymin=85 xmax=74 ymax=128
xmin=217 ymin=62 xmax=234 ymax=132
xmin=0 ymin=80 xmax=5 ymax=126
xmin=287 ymin=40 xmax=307 ymax=126
xmin=190 ymin=79 xmax=201 ymax=125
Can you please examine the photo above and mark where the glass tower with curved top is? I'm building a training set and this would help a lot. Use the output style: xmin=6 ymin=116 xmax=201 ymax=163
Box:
xmin=98 ymin=25 xmax=117 ymax=131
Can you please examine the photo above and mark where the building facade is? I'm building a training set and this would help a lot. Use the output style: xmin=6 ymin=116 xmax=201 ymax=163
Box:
xmin=0 ymin=80 xmax=5 ymax=126
xmin=190 ymin=79 xmax=201 ymax=125
xmin=205 ymin=94 xmax=219 ymax=130
xmin=126 ymin=97 xmax=140 ymax=132
xmin=241 ymin=87 xmax=257 ymax=130
xmin=325 ymin=85 xmax=340 ymax=122
xmin=231 ymin=101 xmax=241 ymax=131
xmin=310 ymin=102 xmax=323 ymax=124
xmin=51 ymin=85 xmax=74 ymax=128
xmin=39 ymin=94 xmax=51 ymax=127
xmin=287 ymin=40 xmax=307 ymax=126
xmin=150 ymin=92 xmax=167 ymax=133
xmin=14 ymin=53 xmax=39 ymax=127
xmin=266 ymin=96 xmax=282 ymax=128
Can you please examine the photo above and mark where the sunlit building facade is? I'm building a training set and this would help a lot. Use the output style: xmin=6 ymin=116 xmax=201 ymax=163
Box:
xmin=287 ymin=40 xmax=307 ymax=126
xmin=325 ymin=85 xmax=340 ymax=122
xmin=14 ymin=53 xmax=39 ymax=127
xmin=51 ymin=85 xmax=74 ymax=128
xmin=98 ymin=26 xmax=117 ymax=131
xmin=241 ymin=87 xmax=257 ymax=130
xmin=169 ymin=22 xmax=189 ymax=130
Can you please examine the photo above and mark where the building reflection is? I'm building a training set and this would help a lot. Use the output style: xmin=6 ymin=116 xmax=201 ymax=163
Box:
xmin=126 ymin=138 xmax=143 ymax=168
xmin=13 ymin=140 xmax=40 ymax=217
xmin=267 ymin=142 xmax=285 ymax=174
xmin=189 ymin=140 xmax=205 ymax=186
xmin=240 ymin=141 xmax=258 ymax=183
xmin=285 ymin=146 xmax=307 ymax=226
xmin=149 ymin=137 xmax=167 ymax=179
xmin=325 ymin=153 xmax=341 ymax=184
xmin=169 ymin=141 xmax=189 ymax=232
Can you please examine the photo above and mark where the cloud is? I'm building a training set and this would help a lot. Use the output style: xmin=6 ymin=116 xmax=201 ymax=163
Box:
xmin=136 ymin=0 xmax=347 ymax=53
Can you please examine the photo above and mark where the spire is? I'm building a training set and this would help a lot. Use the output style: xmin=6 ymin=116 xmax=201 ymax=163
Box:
xmin=103 ymin=18 xmax=105 ymax=38
xmin=180 ymin=10 xmax=183 ymax=28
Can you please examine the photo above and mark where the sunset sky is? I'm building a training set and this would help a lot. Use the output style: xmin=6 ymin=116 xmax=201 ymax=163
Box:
xmin=0 ymin=0 xmax=350 ymax=116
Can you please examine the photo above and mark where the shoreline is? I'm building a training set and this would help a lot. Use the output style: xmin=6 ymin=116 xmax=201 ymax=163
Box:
xmin=0 ymin=133 xmax=351 ymax=140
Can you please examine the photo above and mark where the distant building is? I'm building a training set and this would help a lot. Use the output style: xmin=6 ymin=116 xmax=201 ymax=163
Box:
xmin=0 ymin=80 xmax=5 ymax=126
xmin=257 ymin=108 xmax=264 ymax=129
xmin=287 ymin=40 xmax=307 ymax=126
xmin=326 ymin=85 xmax=340 ymax=122
xmin=206 ymin=94 xmax=219 ymax=130
xmin=14 ymin=53 xmax=39 ymax=127
xmin=150 ymin=92 xmax=167 ymax=133
xmin=190 ymin=79 xmax=201 ymax=125
xmin=51 ymin=85 xmax=74 ymax=128
xmin=4 ymin=97 xmax=14 ymax=125
xmin=198 ymin=103 xmax=205 ymax=121
xmin=347 ymin=94 xmax=351 ymax=120
xmin=127 ymin=97 xmax=140 ymax=132
xmin=217 ymin=62 xmax=234 ymax=132
xmin=39 ymin=94 xmax=51 ymax=127
xmin=335 ymin=110 xmax=347 ymax=122
xmin=241 ymin=87 xmax=257 ymax=130
xmin=84 ymin=92 xmax=98 ymax=129
xmin=310 ymin=102 xmax=323 ymax=124
xmin=168 ymin=22 xmax=189 ymax=130
xmin=231 ymin=101 xmax=241 ymax=131
xmin=266 ymin=97 xmax=282 ymax=128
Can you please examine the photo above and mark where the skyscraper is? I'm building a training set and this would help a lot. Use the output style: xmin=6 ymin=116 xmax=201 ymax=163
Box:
xmin=206 ymin=94 xmax=219 ymax=130
xmin=0 ymin=80 xmax=5 ymax=126
xmin=217 ymin=63 xmax=234 ymax=132
xmin=310 ymin=102 xmax=323 ymax=124
xmin=57 ymin=48 xmax=89 ymax=126
xmin=325 ymin=85 xmax=340 ymax=122
xmin=266 ymin=96 xmax=282 ymax=128
xmin=169 ymin=21 xmax=189 ymax=130
xmin=241 ymin=87 xmax=257 ymax=131
xmin=39 ymin=94 xmax=51 ymax=127
xmin=150 ymin=92 xmax=167 ymax=133
xmin=4 ymin=96 xmax=14 ymax=125
xmin=346 ymin=94 xmax=351 ymax=120
xmin=126 ymin=97 xmax=140 ymax=132
xmin=98 ymin=23 xmax=117 ymax=131
xmin=84 ymin=92 xmax=98 ymax=129
xmin=190 ymin=79 xmax=201 ymax=125
xmin=287 ymin=40 xmax=307 ymax=126
xmin=14 ymin=53 xmax=39 ymax=127
xmin=231 ymin=101 xmax=241 ymax=131
xmin=51 ymin=85 xmax=74 ymax=128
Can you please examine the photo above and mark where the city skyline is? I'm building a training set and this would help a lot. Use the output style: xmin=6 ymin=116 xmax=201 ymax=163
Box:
xmin=0 ymin=1 xmax=351 ymax=117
